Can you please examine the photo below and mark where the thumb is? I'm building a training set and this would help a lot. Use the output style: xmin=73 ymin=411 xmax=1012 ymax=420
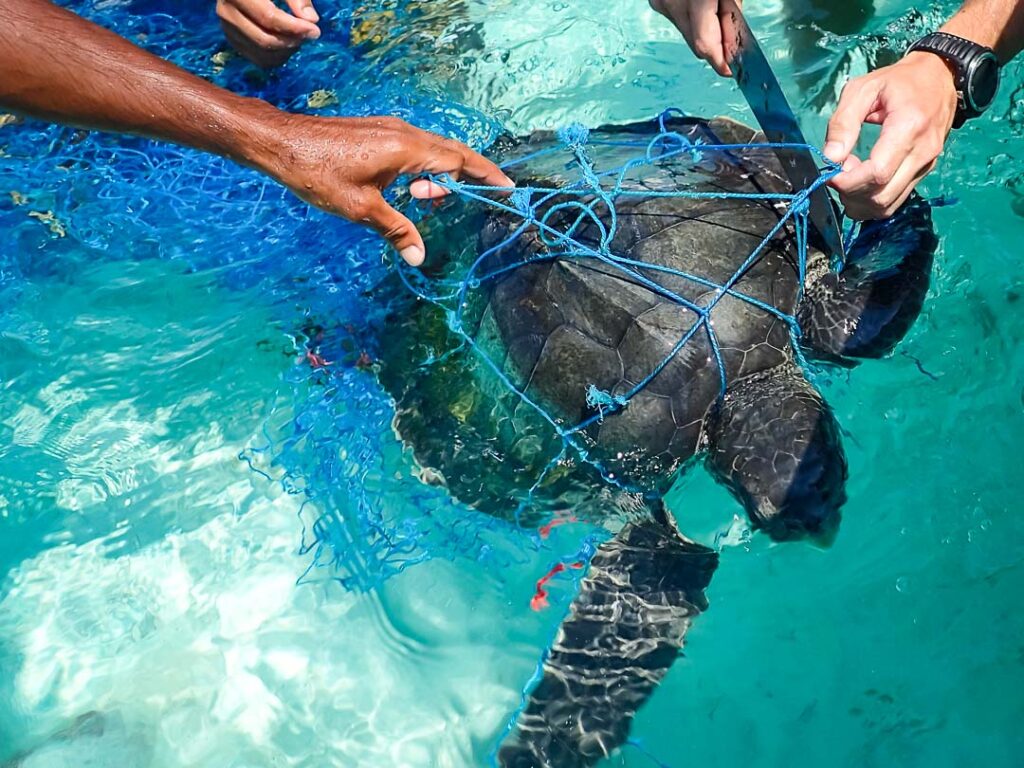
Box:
xmin=284 ymin=0 xmax=319 ymax=22
xmin=824 ymin=77 xmax=883 ymax=164
xmin=366 ymin=197 xmax=427 ymax=266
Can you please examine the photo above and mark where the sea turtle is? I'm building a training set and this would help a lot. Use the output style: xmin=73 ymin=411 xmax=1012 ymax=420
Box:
xmin=373 ymin=114 xmax=936 ymax=767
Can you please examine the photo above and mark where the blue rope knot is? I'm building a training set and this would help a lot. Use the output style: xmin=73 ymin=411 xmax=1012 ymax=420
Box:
xmin=509 ymin=187 xmax=534 ymax=217
xmin=585 ymin=384 xmax=629 ymax=420
xmin=791 ymin=194 xmax=811 ymax=217
xmin=557 ymin=123 xmax=590 ymax=150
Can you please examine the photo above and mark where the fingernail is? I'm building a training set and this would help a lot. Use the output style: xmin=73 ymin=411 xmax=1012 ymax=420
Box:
xmin=823 ymin=141 xmax=844 ymax=162
xmin=842 ymin=157 xmax=856 ymax=171
xmin=302 ymin=7 xmax=319 ymax=21
xmin=400 ymin=246 xmax=424 ymax=266
xmin=307 ymin=25 xmax=321 ymax=39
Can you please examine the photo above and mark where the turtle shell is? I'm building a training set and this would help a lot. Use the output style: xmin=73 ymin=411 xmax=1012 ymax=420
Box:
xmin=378 ymin=116 xmax=821 ymax=523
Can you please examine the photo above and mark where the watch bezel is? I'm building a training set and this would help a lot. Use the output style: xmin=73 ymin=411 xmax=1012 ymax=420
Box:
xmin=964 ymin=50 xmax=1001 ymax=113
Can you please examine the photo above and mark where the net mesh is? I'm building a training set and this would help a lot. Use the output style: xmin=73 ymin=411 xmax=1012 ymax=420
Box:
xmin=395 ymin=110 xmax=842 ymax=519
xmin=0 ymin=2 xmax=842 ymax=598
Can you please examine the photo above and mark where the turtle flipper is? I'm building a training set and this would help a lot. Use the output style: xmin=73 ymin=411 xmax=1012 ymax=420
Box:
xmin=707 ymin=364 xmax=848 ymax=543
xmin=798 ymin=195 xmax=937 ymax=360
xmin=498 ymin=512 xmax=717 ymax=768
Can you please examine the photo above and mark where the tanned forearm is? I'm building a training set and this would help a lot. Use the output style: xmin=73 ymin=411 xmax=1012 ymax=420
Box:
xmin=941 ymin=0 xmax=1024 ymax=62
xmin=0 ymin=0 xmax=280 ymax=169
xmin=0 ymin=0 xmax=512 ymax=265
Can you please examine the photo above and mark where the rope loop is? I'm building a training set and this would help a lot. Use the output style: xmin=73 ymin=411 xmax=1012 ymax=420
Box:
xmin=657 ymin=107 xmax=688 ymax=133
xmin=538 ymin=199 xmax=609 ymax=251
xmin=645 ymin=131 xmax=694 ymax=162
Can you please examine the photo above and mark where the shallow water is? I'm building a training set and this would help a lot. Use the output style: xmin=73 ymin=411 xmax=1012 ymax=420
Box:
xmin=1 ymin=0 xmax=1023 ymax=766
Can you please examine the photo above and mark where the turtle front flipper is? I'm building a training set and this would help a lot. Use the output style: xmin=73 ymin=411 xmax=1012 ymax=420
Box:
xmin=706 ymin=364 xmax=848 ymax=543
xmin=498 ymin=510 xmax=717 ymax=768
xmin=797 ymin=195 xmax=938 ymax=360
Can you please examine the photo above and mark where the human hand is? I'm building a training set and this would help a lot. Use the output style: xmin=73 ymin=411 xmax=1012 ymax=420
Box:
xmin=216 ymin=0 xmax=320 ymax=69
xmin=824 ymin=52 xmax=958 ymax=220
xmin=253 ymin=114 xmax=514 ymax=265
xmin=649 ymin=0 xmax=743 ymax=76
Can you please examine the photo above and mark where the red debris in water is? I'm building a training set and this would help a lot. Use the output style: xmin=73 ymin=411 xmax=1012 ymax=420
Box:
xmin=530 ymin=561 xmax=584 ymax=611
xmin=305 ymin=350 xmax=331 ymax=368
xmin=355 ymin=351 xmax=374 ymax=369
xmin=538 ymin=515 xmax=578 ymax=539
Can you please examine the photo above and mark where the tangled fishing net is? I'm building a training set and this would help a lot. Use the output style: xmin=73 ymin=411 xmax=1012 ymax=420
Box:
xmin=0 ymin=2 xmax=850 ymax=596
xmin=395 ymin=110 xmax=843 ymax=513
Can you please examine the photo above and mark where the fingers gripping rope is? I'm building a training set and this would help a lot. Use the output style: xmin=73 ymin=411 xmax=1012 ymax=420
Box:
xmin=398 ymin=110 xmax=842 ymax=495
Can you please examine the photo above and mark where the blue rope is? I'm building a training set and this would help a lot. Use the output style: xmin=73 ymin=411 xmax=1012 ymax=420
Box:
xmin=399 ymin=109 xmax=842 ymax=495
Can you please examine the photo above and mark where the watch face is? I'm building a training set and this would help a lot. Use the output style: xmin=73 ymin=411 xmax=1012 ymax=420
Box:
xmin=968 ymin=54 xmax=1000 ymax=112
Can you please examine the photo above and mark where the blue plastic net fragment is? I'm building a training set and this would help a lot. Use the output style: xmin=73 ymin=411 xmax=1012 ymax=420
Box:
xmin=0 ymin=3 xmax=841 ymax=601
xmin=0 ymin=0 xmax=520 ymax=592
xmin=396 ymin=109 xmax=842 ymax=504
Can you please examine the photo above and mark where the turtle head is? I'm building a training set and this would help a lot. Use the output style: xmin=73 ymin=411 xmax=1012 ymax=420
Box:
xmin=707 ymin=365 xmax=848 ymax=547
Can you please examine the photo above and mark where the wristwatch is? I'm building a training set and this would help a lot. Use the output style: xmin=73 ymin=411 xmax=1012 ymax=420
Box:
xmin=906 ymin=32 xmax=1001 ymax=128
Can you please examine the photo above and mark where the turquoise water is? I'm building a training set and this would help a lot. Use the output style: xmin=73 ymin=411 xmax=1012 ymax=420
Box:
xmin=1 ymin=0 xmax=1023 ymax=766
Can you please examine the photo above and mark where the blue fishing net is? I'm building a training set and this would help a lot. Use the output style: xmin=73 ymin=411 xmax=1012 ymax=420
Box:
xmin=396 ymin=111 xmax=842 ymax=513
xmin=0 ymin=0 xmax=515 ymax=590
xmin=0 ymin=1 xmax=844 ymax=597
xmin=0 ymin=6 xmax=859 ymax=767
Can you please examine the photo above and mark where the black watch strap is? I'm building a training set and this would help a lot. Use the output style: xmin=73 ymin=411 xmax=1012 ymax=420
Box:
xmin=906 ymin=32 xmax=1000 ymax=129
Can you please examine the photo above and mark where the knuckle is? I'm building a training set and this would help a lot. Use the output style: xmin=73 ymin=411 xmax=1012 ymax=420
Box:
xmin=382 ymin=221 xmax=409 ymax=241
xmin=869 ymin=164 xmax=891 ymax=188
xmin=347 ymin=197 xmax=375 ymax=222
xmin=868 ymin=190 xmax=892 ymax=210
xmin=258 ymin=8 xmax=276 ymax=27
xmin=440 ymin=139 xmax=466 ymax=162
xmin=901 ymin=112 xmax=926 ymax=134
xmin=839 ymin=79 xmax=861 ymax=98
xmin=826 ymin=112 xmax=850 ymax=133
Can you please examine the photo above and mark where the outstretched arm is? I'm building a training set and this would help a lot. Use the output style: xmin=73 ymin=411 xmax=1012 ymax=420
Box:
xmin=825 ymin=0 xmax=1024 ymax=219
xmin=0 ymin=0 xmax=512 ymax=264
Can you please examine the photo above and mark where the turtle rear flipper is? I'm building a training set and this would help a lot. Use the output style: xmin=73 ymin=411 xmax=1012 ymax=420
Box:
xmin=707 ymin=364 xmax=848 ymax=543
xmin=498 ymin=511 xmax=717 ymax=768
xmin=798 ymin=195 xmax=938 ymax=360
